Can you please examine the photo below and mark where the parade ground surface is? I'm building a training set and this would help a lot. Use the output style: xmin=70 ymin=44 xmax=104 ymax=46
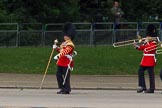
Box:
xmin=0 ymin=73 xmax=162 ymax=108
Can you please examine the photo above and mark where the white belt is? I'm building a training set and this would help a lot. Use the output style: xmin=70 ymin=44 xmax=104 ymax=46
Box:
xmin=143 ymin=54 xmax=155 ymax=56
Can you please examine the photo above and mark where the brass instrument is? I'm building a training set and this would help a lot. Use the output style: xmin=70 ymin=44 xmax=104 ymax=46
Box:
xmin=113 ymin=39 xmax=137 ymax=47
xmin=113 ymin=36 xmax=158 ymax=47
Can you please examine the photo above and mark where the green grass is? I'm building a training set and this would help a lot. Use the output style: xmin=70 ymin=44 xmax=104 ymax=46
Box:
xmin=0 ymin=46 xmax=162 ymax=75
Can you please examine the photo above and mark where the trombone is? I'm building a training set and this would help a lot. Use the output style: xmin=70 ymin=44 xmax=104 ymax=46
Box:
xmin=113 ymin=39 xmax=137 ymax=47
xmin=113 ymin=36 xmax=158 ymax=47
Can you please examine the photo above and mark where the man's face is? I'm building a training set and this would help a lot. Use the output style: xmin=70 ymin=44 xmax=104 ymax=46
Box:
xmin=114 ymin=2 xmax=119 ymax=8
xmin=64 ymin=36 xmax=70 ymax=40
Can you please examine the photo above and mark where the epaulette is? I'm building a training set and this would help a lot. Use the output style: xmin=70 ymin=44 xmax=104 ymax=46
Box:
xmin=66 ymin=39 xmax=75 ymax=48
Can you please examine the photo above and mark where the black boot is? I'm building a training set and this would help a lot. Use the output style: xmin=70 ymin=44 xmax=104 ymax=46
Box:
xmin=137 ymin=87 xmax=146 ymax=93
xmin=61 ymin=91 xmax=70 ymax=94
xmin=145 ymin=89 xmax=154 ymax=93
xmin=57 ymin=89 xmax=64 ymax=94
xmin=160 ymin=69 xmax=162 ymax=81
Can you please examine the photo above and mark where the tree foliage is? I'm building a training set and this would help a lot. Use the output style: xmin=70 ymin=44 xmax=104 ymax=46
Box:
xmin=0 ymin=0 xmax=80 ymax=23
xmin=122 ymin=0 xmax=162 ymax=21
xmin=0 ymin=0 xmax=162 ymax=23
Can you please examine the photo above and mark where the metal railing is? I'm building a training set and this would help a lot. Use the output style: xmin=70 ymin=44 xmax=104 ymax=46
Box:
xmin=0 ymin=22 xmax=162 ymax=47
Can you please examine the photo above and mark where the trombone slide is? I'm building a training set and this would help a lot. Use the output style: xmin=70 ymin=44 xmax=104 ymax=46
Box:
xmin=113 ymin=39 xmax=137 ymax=47
xmin=113 ymin=36 xmax=159 ymax=47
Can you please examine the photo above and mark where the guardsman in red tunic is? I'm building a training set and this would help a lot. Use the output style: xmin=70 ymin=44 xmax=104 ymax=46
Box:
xmin=53 ymin=22 xmax=76 ymax=94
xmin=134 ymin=24 xmax=157 ymax=93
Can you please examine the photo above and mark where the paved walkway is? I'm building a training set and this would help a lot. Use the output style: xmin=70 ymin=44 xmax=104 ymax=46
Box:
xmin=0 ymin=89 xmax=162 ymax=108
xmin=0 ymin=73 xmax=162 ymax=108
xmin=0 ymin=73 xmax=161 ymax=90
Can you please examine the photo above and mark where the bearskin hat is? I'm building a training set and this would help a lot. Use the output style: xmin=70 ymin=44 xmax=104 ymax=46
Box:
xmin=146 ymin=24 xmax=157 ymax=37
xmin=63 ymin=22 xmax=76 ymax=40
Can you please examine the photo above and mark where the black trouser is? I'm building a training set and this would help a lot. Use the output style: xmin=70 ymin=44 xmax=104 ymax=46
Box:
xmin=56 ymin=66 xmax=71 ymax=92
xmin=138 ymin=65 xmax=155 ymax=90
xmin=160 ymin=68 xmax=162 ymax=81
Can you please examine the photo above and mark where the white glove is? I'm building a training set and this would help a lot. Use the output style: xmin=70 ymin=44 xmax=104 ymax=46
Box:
xmin=53 ymin=45 xmax=57 ymax=49
xmin=54 ymin=54 xmax=59 ymax=60
xmin=133 ymin=42 xmax=139 ymax=49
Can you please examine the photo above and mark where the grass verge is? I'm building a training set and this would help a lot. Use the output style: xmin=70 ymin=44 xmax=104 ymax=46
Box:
xmin=0 ymin=46 xmax=161 ymax=75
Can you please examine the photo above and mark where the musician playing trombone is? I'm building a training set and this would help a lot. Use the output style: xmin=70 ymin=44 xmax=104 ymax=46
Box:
xmin=134 ymin=24 xmax=157 ymax=93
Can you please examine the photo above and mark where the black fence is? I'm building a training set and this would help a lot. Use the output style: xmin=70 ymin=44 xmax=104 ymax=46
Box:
xmin=0 ymin=22 xmax=162 ymax=47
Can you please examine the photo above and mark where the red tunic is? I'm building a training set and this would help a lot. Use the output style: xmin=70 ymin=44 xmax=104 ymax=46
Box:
xmin=55 ymin=39 xmax=74 ymax=67
xmin=137 ymin=41 xmax=157 ymax=66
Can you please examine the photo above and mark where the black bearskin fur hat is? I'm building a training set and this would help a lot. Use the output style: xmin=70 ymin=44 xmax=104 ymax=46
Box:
xmin=146 ymin=24 xmax=157 ymax=37
xmin=63 ymin=22 xmax=76 ymax=40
